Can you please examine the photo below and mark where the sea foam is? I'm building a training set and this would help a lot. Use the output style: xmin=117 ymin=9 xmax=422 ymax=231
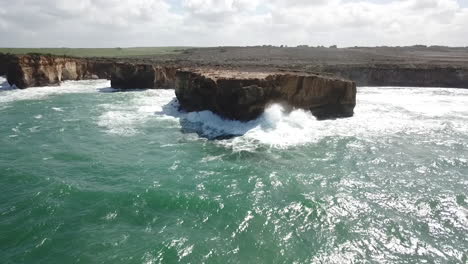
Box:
xmin=95 ymin=83 xmax=468 ymax=151
xmin=2 ymin=76 xmax=468 ymax=150
xmin=0 ymin=76 xmax=109 ymax=104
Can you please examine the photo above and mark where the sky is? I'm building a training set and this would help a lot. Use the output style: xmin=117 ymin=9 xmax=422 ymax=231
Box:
xmin=0 ymin=0 xmax=467 ymax=48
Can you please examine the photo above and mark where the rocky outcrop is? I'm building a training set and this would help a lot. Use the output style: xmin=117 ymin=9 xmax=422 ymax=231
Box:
xmin=86 ymin=61 xmax=115 ymax=80
xmin=111 ymin=63 xmax=155 ymax=89
xmin=6 ymin=54 xmax=114 ymax=89
xmin=0 ymin=53 xmax=14 ymax=76
xmin=110 ymin=63 xmax=177 ymax=89
xmin=149 ymin=46 xmax=468 ymax=88
xmin=323 ymin=65 xmax=468 ymax=88
xmin=5 ymin=54 xmax=177 ymax=89
xmin=7 ymin=55 xmax=84 ymax=88
xmin=175 ymin=69 xmax=356 ymax=121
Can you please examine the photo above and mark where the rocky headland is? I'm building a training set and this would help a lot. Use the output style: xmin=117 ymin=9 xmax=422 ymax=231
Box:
xmin=1 ymin=53 xmax=357 ymax=121
xmin=144 ymin=46 xmax=468 ymax=88
xmin=3 ymin=46 xmax=468 ymax=89
xmin=322 ymin=64 xmax=468 ymax=88
xmin=2 ymin=46 xmax=468 ymax=121
xmin=2 ymin=54 xmax=178 ymax=90
xmin=175 ymin=69 xmax=356 ymax=121
xmin=3 ymin=54 xmax=114 ymax=88
xmin=0 ymin=53 xmax=14 ymax=76
xmin=111 ymin=63 xmax=177 ymax=89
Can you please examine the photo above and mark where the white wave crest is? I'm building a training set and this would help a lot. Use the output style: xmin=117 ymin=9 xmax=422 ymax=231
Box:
xmin=95 ymin=83 xmax=468 ymax=150
xmin=3 ymin=77 xmax=468 ymax=150
xmin=0 ymin=76 xmax=109 ymax=104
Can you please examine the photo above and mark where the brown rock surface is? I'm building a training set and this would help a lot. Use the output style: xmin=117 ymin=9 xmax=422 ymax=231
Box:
xmin=110 ymin=63 xmax=177 ymax=89
xmin=175 ymin=69 xmax=356 ymax=121
xmin=0 ymin=53 xmax=14 ymax=76
xmin=143 ymin=46 xmax=468 ymax=88
xmin=4 ymin=54 xmax=177 ymax=89
xmin=323 ymin=64 xmax=468 ymax=88
xmin=86 ymin=61 xmax=115 ymax=80
xmin=6 ymin=54 xmax=114 ymax=89
xmin=5 ymin=46 xmax=468 ymax=89
xmin=111 ymin=63 xmax=156 ymax=89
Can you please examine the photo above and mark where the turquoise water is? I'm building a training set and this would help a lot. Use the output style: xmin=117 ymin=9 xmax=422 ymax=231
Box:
xmin=1 ymin=76 xmax=467 ymax=263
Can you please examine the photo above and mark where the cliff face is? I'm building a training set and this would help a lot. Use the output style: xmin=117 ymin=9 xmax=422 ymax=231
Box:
xmin=6 ymin=53 xmax=468 ymax=90
xmin=86 ymin=61 xmax=116 ymax=80
xmin=6 ymin=54 xmax=114 ymax=89
xmin=5 ymin=54 xmax=176 ymax=90
xmin=111 ymin=63 xmax=156 ymax=89
xmin=110 ymin=63 xmax=177 ymax=89
xmin=323 ymin=65 xmax=468 ymax=88
xmin=175 ymin=69 xmax=356 ymax=121
xmin=0 ymin=53 xmax=14 ymax=76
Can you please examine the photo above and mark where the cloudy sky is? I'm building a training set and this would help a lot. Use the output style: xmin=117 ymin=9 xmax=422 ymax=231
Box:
xmin=0 ymin=0 xmax=467 ymax=48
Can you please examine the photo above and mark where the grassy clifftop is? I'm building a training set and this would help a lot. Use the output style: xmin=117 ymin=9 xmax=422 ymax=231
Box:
xmin=0 ymin=47 xmax=189 ymax=58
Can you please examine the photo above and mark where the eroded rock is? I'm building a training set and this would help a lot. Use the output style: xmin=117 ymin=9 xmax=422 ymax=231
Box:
xmin=0 ymin=53 xmax=14 ymax=76
xmin=6 ymin=54 xmax=114 ymax=89
xmin=110 ymin=63 xmax=177 ymax=89
xmin=175 ymin=69 xmax=356 ymax=121
xmin=111 ymin=63 xmax=156 ymax=89
xmin=323 ymin=64 xmax=468 ymax=88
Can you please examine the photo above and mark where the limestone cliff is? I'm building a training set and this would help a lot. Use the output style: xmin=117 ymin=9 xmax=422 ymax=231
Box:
xmin=110 ymin=63 xmax=177 ymax=89
xmin=4 ymin=54 xmax=177 ymax=90
xmin=0 ymin=53 xmax=14 ymax=76
xmin=322 ymin=65 xmax=468 ymax=88
xmin=175 ymin=69 xmax=356 ymax=121
xmin=6 ymin=54 xmax=114 ymax=89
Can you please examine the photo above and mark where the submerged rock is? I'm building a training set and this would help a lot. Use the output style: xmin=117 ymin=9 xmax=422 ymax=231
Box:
xmin=175 ymin=69 xmax=356 ymax=121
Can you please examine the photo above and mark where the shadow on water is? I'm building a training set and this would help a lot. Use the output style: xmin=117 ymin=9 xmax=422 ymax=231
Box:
xmin=96 ymin=86 xmax=248 ymax=140
xmin=98 ymin=87 xmax=151 ymax=93
xmin=97 ymin=87 xmax=116 ymax=93
xmin=0 ymin=77 xmax=15 ymax=92
xmin=156 ymin=98 xmax=261 ymax=140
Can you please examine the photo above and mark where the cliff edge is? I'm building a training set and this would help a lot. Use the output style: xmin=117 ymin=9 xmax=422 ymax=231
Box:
xmin=175 ymin=69 xmax=356 ymax=121
xmin=5 ymin=54 xmax=114 ymax=89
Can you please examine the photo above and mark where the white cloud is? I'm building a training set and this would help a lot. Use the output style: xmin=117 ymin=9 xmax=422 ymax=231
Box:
xmin=0 ymin=0 xmax=466 ymax=47
xmin=183 ymin=0 xmax=260 ymax=13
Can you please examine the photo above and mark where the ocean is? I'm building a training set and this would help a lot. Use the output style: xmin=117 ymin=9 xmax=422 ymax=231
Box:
xmin=1 ymin=76 xmax=467 ymax=263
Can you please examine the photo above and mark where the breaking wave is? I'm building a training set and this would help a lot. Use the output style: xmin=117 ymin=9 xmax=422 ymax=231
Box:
xmin=2 ymin=76 xmax=468 ymax=151
xmin=0 ymin=76 xmax=109 ymax=104
xmin=95 ymin=82 xmax=468 ymax=151
xmin=2 ymin=76 xmax=467 ymax=263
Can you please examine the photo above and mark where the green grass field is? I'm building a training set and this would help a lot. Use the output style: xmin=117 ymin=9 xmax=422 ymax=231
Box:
xmin=0 ymin=47 xmax=189 ymax=57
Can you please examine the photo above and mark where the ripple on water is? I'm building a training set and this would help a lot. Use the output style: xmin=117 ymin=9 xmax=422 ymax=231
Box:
xmin=0 ymin=78 xmax=467 ymax=263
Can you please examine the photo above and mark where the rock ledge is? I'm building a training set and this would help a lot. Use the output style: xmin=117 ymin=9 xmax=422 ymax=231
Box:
xmin=175 ymin=69 xmax=356 ymax=121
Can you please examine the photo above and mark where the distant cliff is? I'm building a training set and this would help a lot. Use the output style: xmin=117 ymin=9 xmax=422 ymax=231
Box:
xmin=3 ymin=52 xmax=467 ymax=122
xmin=133 ymin=46 xmax=468 ymax=88
xmin=2 ymin=53 xmax=357 ymax=121
xmin=322 ymin=65 xmax=468 ymax=88
xmin=3 ymin=54 xmax=178 ymax=90
xmin=4 ymin=52 xmax=468 ymax=89
xmin=5 ymin=54 xmax=114 ymax=88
